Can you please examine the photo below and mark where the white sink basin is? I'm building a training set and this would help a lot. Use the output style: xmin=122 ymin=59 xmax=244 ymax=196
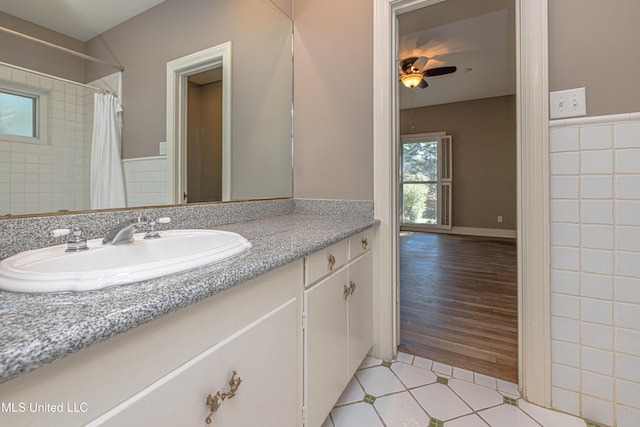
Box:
xmin=0 ymin=230 xmax=251 ymax=293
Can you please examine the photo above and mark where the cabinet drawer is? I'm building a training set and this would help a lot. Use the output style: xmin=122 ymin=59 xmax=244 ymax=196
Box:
xmin=349 ymin=229 xmax=373 ymax=260
xmin=91 ymin=299 xmax=298 ymax=427
xmin=305 ymin=240 xmax=347 ymax=286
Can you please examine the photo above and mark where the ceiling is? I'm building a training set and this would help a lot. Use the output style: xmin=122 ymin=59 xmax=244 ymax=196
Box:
xmin=398 ymin=0 xmax=515 ymax=110
xmin=0 ymin=0 xmax=167 ymax=41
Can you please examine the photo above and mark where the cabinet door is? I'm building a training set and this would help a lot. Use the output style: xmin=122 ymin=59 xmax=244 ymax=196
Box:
xmin=91 ymin=298 xmax=298 ymax=427
xmin=304 ymin=269 xmax=349 ymax=427
xmin=347 ymin=251 xmax=374 ymax=377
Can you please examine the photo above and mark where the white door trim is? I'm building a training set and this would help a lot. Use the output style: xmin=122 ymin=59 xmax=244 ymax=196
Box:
xmin=372 ymin=0 xmax=550 ymax=405
xmin=166 ymin=43 xmax=232 ymax=204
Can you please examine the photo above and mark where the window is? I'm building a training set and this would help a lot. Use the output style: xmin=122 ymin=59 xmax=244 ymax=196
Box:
xmin=401 ymin=133 xmax=452 ymax=228
xmin=0 ymin=86 xmax=47 ymax=144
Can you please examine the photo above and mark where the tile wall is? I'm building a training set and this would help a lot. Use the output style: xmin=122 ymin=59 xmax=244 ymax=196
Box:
xmin=122 ymin=156 xmax=167 ymax=207
xmin=0 ymin=64 xmax=90 ymax=215
xmin=550 ymin=113 xmax=640 ymax=427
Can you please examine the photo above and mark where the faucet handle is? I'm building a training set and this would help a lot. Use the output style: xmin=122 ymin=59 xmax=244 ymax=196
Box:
xmin=52 ymin=228 xmax=71 ymax=238
xmin=144 ymin=217 xmax=172 ymax=239
xmin=53 ymin=227 xmax=89 ymax=252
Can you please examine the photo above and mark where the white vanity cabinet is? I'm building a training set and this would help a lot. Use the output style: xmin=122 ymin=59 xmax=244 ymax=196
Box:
xmin=303 ymin=230 xmax=374 ymax=427
xmin=0 ymin=261 xmax=303 ymax=427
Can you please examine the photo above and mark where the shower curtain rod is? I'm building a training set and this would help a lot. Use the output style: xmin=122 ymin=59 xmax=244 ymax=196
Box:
xmin=0 ymin=25 xmax=124 ymax=71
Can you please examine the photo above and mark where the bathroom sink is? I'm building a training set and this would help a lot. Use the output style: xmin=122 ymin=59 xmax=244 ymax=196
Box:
xmin=0 ymin=230 xmax=251 ymax=293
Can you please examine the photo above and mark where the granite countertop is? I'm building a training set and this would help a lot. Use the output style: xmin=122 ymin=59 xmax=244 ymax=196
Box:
xmin=0 ymin=213 xmax=378 ymax=385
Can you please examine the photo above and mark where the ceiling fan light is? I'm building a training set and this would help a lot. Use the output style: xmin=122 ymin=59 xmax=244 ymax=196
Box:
xmin=401 ymin=73 xmax=424 ymax=89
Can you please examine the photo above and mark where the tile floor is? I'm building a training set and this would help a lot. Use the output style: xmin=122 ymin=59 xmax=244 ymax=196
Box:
xmin=322 ymin=352 xmax=588 ymax=427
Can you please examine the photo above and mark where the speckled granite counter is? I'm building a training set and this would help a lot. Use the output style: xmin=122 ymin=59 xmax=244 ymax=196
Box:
xmin=0 ymin=203 xmax=377 ymax=385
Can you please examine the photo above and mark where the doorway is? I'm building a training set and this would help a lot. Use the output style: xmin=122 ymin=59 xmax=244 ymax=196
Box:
xmin=372 ymin=0 xmax=551 ymax=404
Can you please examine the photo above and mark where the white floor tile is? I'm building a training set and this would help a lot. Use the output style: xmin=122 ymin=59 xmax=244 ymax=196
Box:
xmin=446 ymin=414 xmax=491 ymax=427
xmin=331 ymin=402 xmax=383 ymax=427
xmin=411 ymin=383 xmax=472 ymax=421
xmin=375 ymin=391 xmax=431 ymax=427
xmin=356 ymin=366 xmax=405 ymax=397
xmin=478 ymin=404 xmax=539 ymax=427
xmin=396 ymin=351 xmax=414 ymax=364
xmin=432 ymin=361 xmax=453 ymax=376
xmin=336 ymin=376 xmax=365 ymax=406
xmin=475 ymin=373 xmax=498 ymax=389
xmin=518 ymin=399 xmax=586 ymax=427
xmin=497 ymin=379 xmax=520 ymax=397
xmin=448 ymin=378 xmax=504 ymax=410
xmin=359 ymin=356 xmax=382 ymax=369
xmin=321 ymin=415 xmax=335 ymax=427
xmin=453 ymin=366 xmax=475 ymax=382
xmin=413 ymin=355 xmax=433 ymax=370
xmin=391 ymin=361 xmax=438 ymax=389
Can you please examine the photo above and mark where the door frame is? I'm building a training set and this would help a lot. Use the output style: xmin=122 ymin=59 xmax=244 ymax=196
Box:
xmin=372 ymin=0 xmax=551 ymax=406
xmin=166 ymin=43 xmax=232 ymax=204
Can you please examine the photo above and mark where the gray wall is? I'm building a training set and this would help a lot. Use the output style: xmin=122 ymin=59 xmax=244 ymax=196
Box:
xmin=0 ymin=12 xmax=86 ymax=82
xmin=400 ymin=95 xmax=517 ymax=230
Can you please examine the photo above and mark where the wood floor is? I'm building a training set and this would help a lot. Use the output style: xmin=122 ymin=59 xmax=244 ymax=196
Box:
xmin=398 ymin=232 xmax=518 ymax=383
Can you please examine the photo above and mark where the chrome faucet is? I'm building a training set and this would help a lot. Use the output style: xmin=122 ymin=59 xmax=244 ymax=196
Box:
xmin=102 ymin=217 xmax=147 ymax=245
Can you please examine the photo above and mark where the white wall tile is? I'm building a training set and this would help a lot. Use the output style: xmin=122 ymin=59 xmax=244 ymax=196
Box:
xmin=581 ymin=200 xmax=613 ymax=224
xmin=581 ymin=249 xmax=613 ymax=275
xmin=616 ymin=328 xmax=640 ymax=357
xmin=581 ymin=395 xmax=614 ymax=426
xmin=616 ymin=122 xmax=640 ymax=148
xmin=552 ymin=340 xmax=580 ymax=367
xmin=552 ymin=387 xmax=580 ymax=416
xmin=616 ymin=302 xmax=640 ymax=330
xmin=552 ymin=200 xmax=580 ymax=223
xmin=551 ymin=316 xmax=580 ymax=342
xmin=582 ymin=150 xmax=613 ymax=174
xmin=551 ymin=223 xmax=580 ymax=246
xmin=581 ymin=176 xmax=613 ymax=199
xmin=581 ymin=274 xmax=612 ymax=299
xmin=617 ymin=354 xmax=640 ymax=383
xmin=581 ymin=225 xmax=613 ymax=249
xmin=616 ymin=380 xmax=640 ymax=410
xmin=616 ymin=227 xmax=640 ymax=251
xmin=616 ymin=149 xmax=640 ymax=173
xmin=551 ymin=152 xmax=580 ymax=175
xmin=551 ymin=127 xmax=580 ymax=152
xmin=551 ymin=247 xmax=580 ymax=271
xmin=616 ymin=277 xmax=640 ymax=304
xmin=617 ymin=176 xmax=640 ymax=199
xmin=582 ymin=347 xmax=613 ymax=375
xmin=582 ymin=298 xmax=613 ymax=325
xmin=551 ymin=270 xmax=580 ymax=295
xmin=617 ymin=252 xmax=640 ymax=277
xmin=581 ymin=323 xmax=613 ymax=350
xmin=551 ymin=176 xmax=579 ymax=199
xmin=581 ymin=125 xmax=613 ymax=150
xmin=552 ymin=364 xmax=581 ymax=391
xmin=582 ymin=371 xmax=614 ymax=400
xmin=618 ymin=405 xmax=640 ymax=427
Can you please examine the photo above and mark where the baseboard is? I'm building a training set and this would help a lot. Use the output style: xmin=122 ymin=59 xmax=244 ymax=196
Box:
xmin=400 ymin=225 xmax=517 ymax=239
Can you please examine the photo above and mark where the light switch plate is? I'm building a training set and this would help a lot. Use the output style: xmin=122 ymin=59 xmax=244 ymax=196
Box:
xmin=550 ymin=87 xmax=586 ymax=119
xmin=159 ymin=141 xmax=167 ymax=155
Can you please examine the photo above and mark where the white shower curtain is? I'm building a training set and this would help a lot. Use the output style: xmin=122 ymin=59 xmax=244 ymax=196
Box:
xmin=90 ymin=92 xmax=126 ymax=210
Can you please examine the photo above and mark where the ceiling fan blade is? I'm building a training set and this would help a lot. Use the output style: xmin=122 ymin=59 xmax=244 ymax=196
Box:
xmin=425 ymin=66 xmax=457 ymax=77
xmin=410 ymin=56 xmax=428 ymax=73
xmin=418 ymin=79 xmax=428 ymax=89
xmin=399 ymin=56 xmax=419 ymax=75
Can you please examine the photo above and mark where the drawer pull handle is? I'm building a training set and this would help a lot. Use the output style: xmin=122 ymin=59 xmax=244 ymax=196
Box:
xmin=344 ymin=284 xmax=351 ymax=300
xmin=349 ymin=281 xmax=356 ymax=295
xmin=205 ymin=370 xmax=243 ymax=424
xmin=328 ymin=254 xmax=336 ymax=271
xmin=362 ymin=238 xmax=368 ymax=250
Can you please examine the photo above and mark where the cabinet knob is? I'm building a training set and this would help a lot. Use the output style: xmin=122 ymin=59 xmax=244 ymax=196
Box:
xmin=362 ymin=238 xmax=368 ymax=250
xmin=205 ymin=370 xmax=242 ymax=424
xmin=328 ymin=254 xmax=336 ymax=271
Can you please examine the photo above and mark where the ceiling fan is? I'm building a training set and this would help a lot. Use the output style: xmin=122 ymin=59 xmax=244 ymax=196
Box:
xmin=399 ymin=56 xmax=457 ymax=89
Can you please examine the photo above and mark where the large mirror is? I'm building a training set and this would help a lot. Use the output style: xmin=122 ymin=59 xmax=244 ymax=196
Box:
xmin=0 ymin=0 xmax=293 ymax=217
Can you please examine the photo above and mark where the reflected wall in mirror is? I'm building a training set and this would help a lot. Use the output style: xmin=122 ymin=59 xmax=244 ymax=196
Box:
xmin=0 ymin=0 xmax=293 ymax=217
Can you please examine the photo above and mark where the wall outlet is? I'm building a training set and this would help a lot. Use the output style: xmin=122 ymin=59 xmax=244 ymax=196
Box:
xmin=159 ymin=141 xmax=167 ymax=156
xmin=549 ymin=87 xmax=587 ymax=119
xmin=497 ymin=215 xmax=504 ymax=223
